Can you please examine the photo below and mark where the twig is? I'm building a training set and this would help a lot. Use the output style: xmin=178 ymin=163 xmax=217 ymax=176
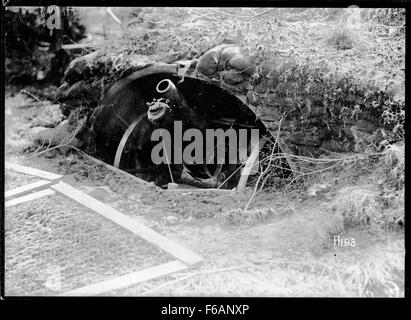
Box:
xmin=61 ymin=43 xmax=100 ymax=50
xmin=106 ymin=7 xmax=123 ymax=27
xmin=283 ymin=160 xmax=344 ymax=193
xmin=187 ymin=8 xmax=216 ymax=19
xmin=259 ymin=151 xmax=386 ymax=163
xmin=208 ymin=8 xmax=253 ymax=19
xmin=244 ymin=141 xmax=275 ymax=210
xmin=19 ymin=89 xmax=41 ymax=102
xmin=247 ymin=8 xmax=274 ymax=20
xmin=207 ymin=8 xmax=274 ymax=20
xmin=369 ymin=20 xmax=405 ymax=29
xmin=14 ymin=101 xmax=54 ymax=109
xmin=141 ymin=274 xmax=195 ymax=295
xmin=251 ymin=258 xmax=347 ymax=273
xmin=30 ymin=134 xmax=78 ymax=158
xmin=245 ymin=8 xmax=258 ymax=15
xmin=32 ymin=141 xmax=151 ymax=186
xmin=245 ymin=121 xmax=282 ymax=210
xmin=243 ymin=140 xmax=387 ymax=200
xmin=107 ymin=7 xmax=130 ymax=37
xmin=141 ymin=265 xmax=248 ymax=295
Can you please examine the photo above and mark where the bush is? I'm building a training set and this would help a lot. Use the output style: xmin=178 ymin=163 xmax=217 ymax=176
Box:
xmin=5 ymin=7 xmax=86 ymax=86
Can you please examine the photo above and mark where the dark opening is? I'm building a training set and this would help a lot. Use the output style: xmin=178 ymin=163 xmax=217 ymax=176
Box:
xmin=156 ymin=79 xmax=170 ymax=92
xmin=85 ymin=73 xmax=269 ymax=189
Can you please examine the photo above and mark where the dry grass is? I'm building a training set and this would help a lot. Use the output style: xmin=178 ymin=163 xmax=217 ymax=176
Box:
xmin=107 ymin=8 xmax=404 ymax=95
xmin=108 ymin=236 xmax=404 ymax=297
xmin=21 ymin=104 xmax=61 ymax=128
xmin=4 ymin=192 xmax=171 ymax=295
xmin=377 ymin=144 xmax=405 ymax=229
xmin=4 ymin=93 xmax=71 ymax=156
xmin=384 ymin=144 xmax=404 ymax=175
xmin=327 ymin=27 xmax=358 ymax=50
xmin=220 ymin=207 xmax=284 ymax=226
xmin=81 ymin=7 xmax=404 ymax=99
xmin=332 ymin=186 xmax=378 ymax=228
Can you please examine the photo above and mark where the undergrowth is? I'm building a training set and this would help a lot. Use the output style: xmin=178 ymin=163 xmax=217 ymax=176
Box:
xmin=90 ymin=8 xmax=404 ymax=146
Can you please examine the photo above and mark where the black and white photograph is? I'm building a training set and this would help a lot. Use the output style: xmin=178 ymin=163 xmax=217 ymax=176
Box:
xmin=2 ymin=4 xmax=405 ymax=300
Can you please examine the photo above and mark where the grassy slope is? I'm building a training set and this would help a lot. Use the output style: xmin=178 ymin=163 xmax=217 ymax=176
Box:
xmin=4 ymin=8 xmax=405 ymax=297
xmin=106 ymin=8 xmax=404 ymax=99
xmin=4 ymin=96 xmax=405 ymax=296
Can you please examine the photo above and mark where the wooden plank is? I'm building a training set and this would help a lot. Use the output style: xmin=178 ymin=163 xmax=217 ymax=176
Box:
xmin=237 ymin=137 xmax=267 ymax=191
xmin=5 ymin=189 xmax=56 ymax=208
xmin=52 ymin=182 xmax=204 ymax=265
xmin=5 ymin=162 xmax=62 ymax=180
xmin=59 ymin=260 xmax=187 ymax=296
xmin=166 ymin=188 xmax=235 ymax=194
xmin=5 ymin=180 xmax=56 ymax=199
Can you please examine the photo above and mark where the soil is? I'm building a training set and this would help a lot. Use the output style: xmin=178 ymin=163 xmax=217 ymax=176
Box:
xmin=4 ymin=95 xmax=404 ymax=297
xmin=5 ymin=191 xmax=171 ymax=296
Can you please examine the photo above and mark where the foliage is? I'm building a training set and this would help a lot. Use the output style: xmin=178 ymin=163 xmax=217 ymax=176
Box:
xmin=97 ymin=8 xmax=404 ymax=148
xmin=5 ymin=7 xmax=87 ymax=86
xmin=375 ymin=144 xmax=405 ymax=229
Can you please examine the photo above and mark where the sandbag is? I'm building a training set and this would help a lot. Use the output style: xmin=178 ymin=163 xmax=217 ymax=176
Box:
xmin=196 ymin=44 xmax=254 ymax=77
xmin=218 ymin=46 xmax=254 ymax=76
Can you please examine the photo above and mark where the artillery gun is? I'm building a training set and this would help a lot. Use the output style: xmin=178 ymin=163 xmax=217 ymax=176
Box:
xmin=52 ymin=43 xmax=395 ymax=189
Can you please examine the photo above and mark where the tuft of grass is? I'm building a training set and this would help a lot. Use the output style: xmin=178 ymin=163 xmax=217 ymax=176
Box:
xmin=221 ymin=207 xmax=286 ymax=226
xmin=376 ymin=144 xmax=404 ymax=229
xmin=345 ymin=242 xmax=404 ymax=297
xmin=384 ymin=144 xmax=404 ymax=177
xmin=326 ymin=27 xmax=357 ymax=50
xmin=22 ymin=104 xmax=62 ymax=128
xmin=332 ymin=186 xmax=378 ymax=229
